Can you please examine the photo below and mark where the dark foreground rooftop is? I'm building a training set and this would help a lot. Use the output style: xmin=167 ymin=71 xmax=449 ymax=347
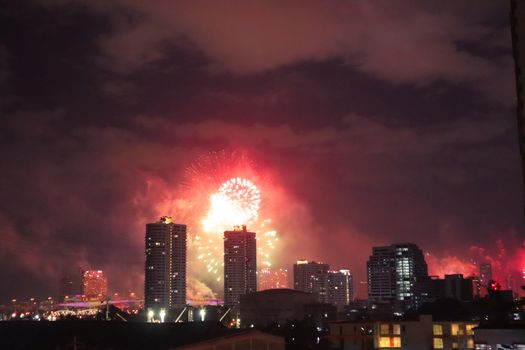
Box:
xmin=0 ymin=321 xmax=234 ymax=350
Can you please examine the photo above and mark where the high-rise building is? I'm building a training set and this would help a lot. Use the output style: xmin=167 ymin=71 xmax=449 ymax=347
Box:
xmin=367 ymin=243 xmax=428 ymax=309
xmin=144 ymin=216 xmax=187 ymax=318
xmin=293 ymin=260 xmax=329 ymax=294
xmin=367 ymin=247 xmax=396 ymax=302
xmin=82 ymin=270 xmax=108 ymax=301
xmin=293 ymin=261 xmax=353 ymax=307
xmin=326 ymin=269 xmax=353 ymax=309
xmin=259 ymin=267 xmax=288 ymax=290
xmin=224 ymin=225 xmax=257 ymax=307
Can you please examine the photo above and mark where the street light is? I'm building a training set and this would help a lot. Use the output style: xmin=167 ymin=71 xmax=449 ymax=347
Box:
xmin=147 ymin=309 xmax=154 ymax=322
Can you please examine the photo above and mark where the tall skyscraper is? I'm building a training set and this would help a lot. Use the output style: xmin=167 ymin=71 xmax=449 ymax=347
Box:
xmin=326 ymin=269 xmax=353 ymax=309
xmin=224 ymin=225 xmax=257 ymax=307
xmin=259 ymin=267 xmax=288 ymax=290
xmin=293 ymin=260 xmax=329 ymax=294
xmin=144 ymin=216 xmax=187 ymax=318
xmin=82 ymin=270 xmax=108 ymax=301
xmin=367 ymin=243 xmax=428 ymax=309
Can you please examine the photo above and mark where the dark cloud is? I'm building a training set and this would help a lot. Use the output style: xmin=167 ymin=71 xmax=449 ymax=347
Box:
xmin=44 ymin=0 xmax=514 ymax=105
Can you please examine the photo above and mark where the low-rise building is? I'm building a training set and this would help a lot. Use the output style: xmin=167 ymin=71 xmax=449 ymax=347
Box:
xmin=328 ymin=315 xmax=478 ymax=350
xmin=239 ymin=288 xmax=337 ymax=327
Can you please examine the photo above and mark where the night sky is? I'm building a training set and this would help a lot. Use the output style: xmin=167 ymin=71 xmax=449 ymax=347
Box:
xmin=0 ymin=1 xmax=523 ymax=301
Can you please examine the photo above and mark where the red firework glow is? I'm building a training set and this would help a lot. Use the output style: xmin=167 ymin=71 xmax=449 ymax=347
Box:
xmin=166 ymin=151 xmax=281 ymax=300
xmin=426 ymin=237 xmax=525 ymax=296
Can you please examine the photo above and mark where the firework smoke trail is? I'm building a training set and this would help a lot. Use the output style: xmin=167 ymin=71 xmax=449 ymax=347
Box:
xmin=180 ymin=151 xmax=279 ymax=291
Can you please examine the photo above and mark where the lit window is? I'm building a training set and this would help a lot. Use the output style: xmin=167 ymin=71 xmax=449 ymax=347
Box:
xmin=451 ymin=324 xmax=459 ymax=336
xmin=467 ymin=339 xmax=474 ymax=349
xmin=453 ymin=341 xmax=459 ymax=349
xmin=433 ymin=337 xmax=444 ymax=349
xmin=379 ymin=337 xmax=401 ymax=348
xmin=466 ymin=324 xmax=476 ymax=335
xmin=393 ymin=324 xmax=401 ymax=335
xmin=380 ymin=324 xmax=389 ymax=335
xmin=433 ymin=324 xmax=443 ymax=335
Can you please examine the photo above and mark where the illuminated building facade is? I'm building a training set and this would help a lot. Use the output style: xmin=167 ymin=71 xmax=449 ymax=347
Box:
xmin=293 ymin=260 xmax=329 ymax=294
xmin=293 ymin=262 xmax=353 ymax=308
xmin=326 ymin=269 xmax=353 ymax=309
xmin=259 ymin=268 xmax=288 ymax=290
xmin=82 ymin=270 xmax=108 ymax=301
xmin=144 ymin=216 xmax=187 ymax=317
xmin=224 ymin=225 xmax=257 ymax=307
xmin=367 ymin=243 xmax=428 ymax=309
xmin=328 ymin=315 xmax=477 ymax=350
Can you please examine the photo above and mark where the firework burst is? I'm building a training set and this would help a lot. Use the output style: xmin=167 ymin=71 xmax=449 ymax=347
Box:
xmin=202 ymin=177 xmax=261 ymax=232
xmin=180 ymin=151 xmax=279 ymax=291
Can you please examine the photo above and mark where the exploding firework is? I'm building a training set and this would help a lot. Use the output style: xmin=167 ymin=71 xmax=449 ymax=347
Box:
xmin=178 ymin=151 xmax=280 ymax=294
xmin=202 ymin=177 xmax=261 ymax=232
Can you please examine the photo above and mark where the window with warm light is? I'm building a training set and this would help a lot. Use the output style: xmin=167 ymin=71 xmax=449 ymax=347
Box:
xmin=380 ymin=324 xmax=390 ymax=335
xmin=452 ymin=341 xmax=459 ymax=349
xmin=379 ymin=337 xmax=389 ymax=348
xmin=433 ymin=337 xmax=444 ymax=349
xmin=379 ymin=337 xmax=401 ymax=348
xmin=466 ymin=324 xmax=476 ymax=335
xmin=393 ymin=324 xmax=401 ymax=335
xmin=392 ymin=337 xmax=401 ymax=348
xmin=467 ymin=338 xmax=474 ymax=349
xmin=451 ymin=323 xmax=460 ymax=335
xmin=433 ymin=324 xmax=443 ymax=335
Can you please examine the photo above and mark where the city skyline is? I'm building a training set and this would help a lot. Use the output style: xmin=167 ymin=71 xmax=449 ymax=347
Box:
xmin=0 ymin=212 xmax=522 ymax=303
xmin=0 ymin=1 xmax=524 ymax=303
xmin=1 ymin=1 xmax=525 ymax=349
xmin=1 ymin=221 xmax=522 ymax=303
